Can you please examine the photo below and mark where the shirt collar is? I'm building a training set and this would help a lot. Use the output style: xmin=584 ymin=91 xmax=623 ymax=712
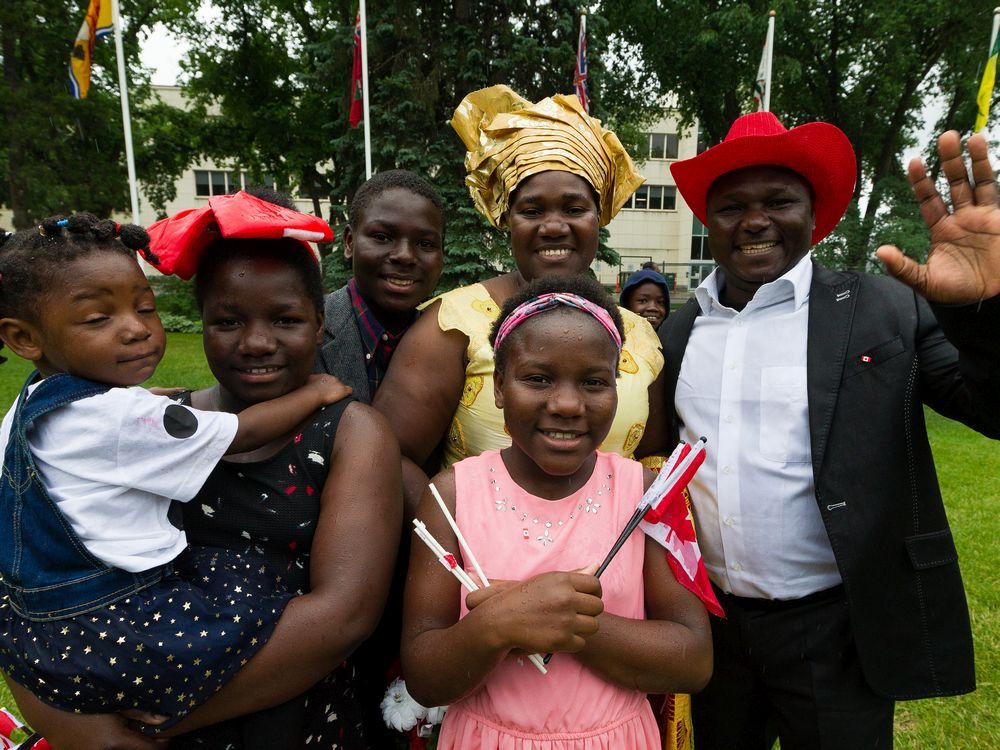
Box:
xmin=695 ymin=253 xmax=813 ymax=314
xmin=347 ymin=278 xmax=387 ymax=354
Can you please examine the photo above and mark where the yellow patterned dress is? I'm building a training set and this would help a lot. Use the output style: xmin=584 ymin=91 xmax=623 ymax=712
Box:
xmin=428 ymin=283 xmax=663 ymax=468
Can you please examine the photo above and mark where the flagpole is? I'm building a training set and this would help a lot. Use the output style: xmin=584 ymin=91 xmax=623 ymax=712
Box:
xmin=763 ymin=10 xmax=776 ymax=112
xmin=359 ymin=0 xmax=372 ymax=179
xmin=110 ymin=0 xmax=140 ymax=224
xmin=991 ymin=8 xmax=1000 ymax=63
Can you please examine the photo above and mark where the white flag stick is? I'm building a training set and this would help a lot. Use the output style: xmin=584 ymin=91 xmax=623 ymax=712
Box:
xmin=359 ymin=0 xmax=372 ymax=179
xmin=110 ymin=0 xmax=140 ymax=224
xmin=763 ymin=10 xmax=776 ymax=112
xmin=427 ymin=483 xmax=547 ymax=674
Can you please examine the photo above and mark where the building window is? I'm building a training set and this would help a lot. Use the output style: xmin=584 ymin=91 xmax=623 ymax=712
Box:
xmin=194 ymin=169 xmax=253 ymax=197
xmin=624 ymin=185 xmax=677 ymax=211
xmin=690 ymin=216 xmax=711 ymax=259
xmin=696 ymin=128 xmax=709 ymax=154
xmin=647 ymin=132 xmax=679 ymax=160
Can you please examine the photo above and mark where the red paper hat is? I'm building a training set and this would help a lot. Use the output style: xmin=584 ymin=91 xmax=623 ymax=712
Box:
xmin=146 ymin=191 xmax=333 ymax=280
xmin=670 ymin=111 xmax=856 ymax=245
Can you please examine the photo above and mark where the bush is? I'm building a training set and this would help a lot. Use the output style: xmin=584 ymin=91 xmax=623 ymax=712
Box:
xmin=151 ymin=276 xmax=201 ymax=320
xmin=158 ymin=312 xmax=202 ymax=334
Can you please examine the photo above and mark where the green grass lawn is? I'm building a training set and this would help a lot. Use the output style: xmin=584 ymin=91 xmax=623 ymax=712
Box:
xmin=0 ymin=345 xmax=996 ymax=747
xmin=0 ymin=332 xmax=215 ymax=407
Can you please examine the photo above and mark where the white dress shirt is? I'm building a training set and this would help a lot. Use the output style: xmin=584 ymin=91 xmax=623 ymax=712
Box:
xmin=676 ymin=254 xmax=842 ymax=599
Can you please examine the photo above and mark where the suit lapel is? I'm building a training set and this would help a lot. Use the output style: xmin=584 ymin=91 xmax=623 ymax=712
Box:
xmin=318 ymin=287 xmax=371 ymax=403
xmin=807 ymin=264 xmax=859 ymax=476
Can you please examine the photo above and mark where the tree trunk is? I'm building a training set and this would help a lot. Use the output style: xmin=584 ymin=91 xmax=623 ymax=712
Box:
xmin=2 ymin=16 xmax=29 ymax=229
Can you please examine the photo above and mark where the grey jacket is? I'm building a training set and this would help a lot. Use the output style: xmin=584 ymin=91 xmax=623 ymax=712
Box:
xmin=315 ymin=285 xmax=371 ymax=404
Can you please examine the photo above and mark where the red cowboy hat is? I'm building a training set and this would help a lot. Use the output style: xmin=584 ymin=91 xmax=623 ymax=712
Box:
xmin=670 ymin=111 xmax=856 ymax=245
xmin=146 ymin=191 xmax=333 ymax=280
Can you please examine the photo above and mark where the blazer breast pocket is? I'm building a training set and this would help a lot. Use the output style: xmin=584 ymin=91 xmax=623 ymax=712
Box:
xmin=843 ymin=334 xmax=906 ymax=379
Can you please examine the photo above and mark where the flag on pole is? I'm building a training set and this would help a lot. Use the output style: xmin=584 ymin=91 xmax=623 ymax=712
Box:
xmin=752 ymin=44 xmax=768 ymax=111
xmin=641 ymin=489 xmax=724 ymax=618
xmin=574 ymin=13 xmax=589 ymax=113
xmin=639 ymin=446 xmax=724 ymax=618
xmin=349 ymin=12 xmax=364 ymax=128
xmin=69 ymin=0 xmax=113 ymax=99
xmin=975 ymin=22 xmax=1000 ymax=132
xmin=752 ymin=11 xmax=776 ymax=112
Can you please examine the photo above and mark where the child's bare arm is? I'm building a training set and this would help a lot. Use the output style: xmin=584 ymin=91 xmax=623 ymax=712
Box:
xmin=227 ymin=373 xmax=350 ymax=454
xmin=400 ymin=472 xmax=604 ymax=708
xmin=573 ymin=535 xmax=713 ymax=694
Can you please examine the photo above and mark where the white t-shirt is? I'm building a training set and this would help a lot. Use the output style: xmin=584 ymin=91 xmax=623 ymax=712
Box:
xmin=0 ymin=384 xmax=238 ymax=573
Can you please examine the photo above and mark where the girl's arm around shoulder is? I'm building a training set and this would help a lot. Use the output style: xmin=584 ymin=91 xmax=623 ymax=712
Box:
xmin=573 ymin=467 xmax=712 ymax=695
xmin=401 ymin=469 xmax=604 ymax=707
xmin=161 ymin=402 xmax=403 ymax=734
xmin=227 ymin=373 xmax=352 ymax=453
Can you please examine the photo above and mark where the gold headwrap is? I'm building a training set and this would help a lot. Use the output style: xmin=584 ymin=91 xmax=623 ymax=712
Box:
xmin=451 ymin=85 xmax=645 ymax=229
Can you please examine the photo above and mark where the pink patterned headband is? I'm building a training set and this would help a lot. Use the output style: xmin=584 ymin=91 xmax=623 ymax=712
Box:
xmin=494 ymin=292 xmax=623 ymax=353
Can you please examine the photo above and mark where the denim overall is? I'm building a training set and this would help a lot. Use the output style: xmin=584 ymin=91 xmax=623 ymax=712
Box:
xmin=0 ymin=373 xmax=171 ymax=621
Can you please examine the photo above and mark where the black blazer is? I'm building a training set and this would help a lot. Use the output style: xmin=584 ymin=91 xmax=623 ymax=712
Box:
xmin=658 ymin=263 xmax=1000 ymax=700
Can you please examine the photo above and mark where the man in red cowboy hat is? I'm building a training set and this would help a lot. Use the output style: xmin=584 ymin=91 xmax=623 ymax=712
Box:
xmin=646 ymin=112 xmax=1000 ymax=748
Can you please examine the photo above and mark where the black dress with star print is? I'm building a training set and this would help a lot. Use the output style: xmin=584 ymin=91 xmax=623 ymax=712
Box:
xmin=173 ymin=395 xmax=368 ymax=750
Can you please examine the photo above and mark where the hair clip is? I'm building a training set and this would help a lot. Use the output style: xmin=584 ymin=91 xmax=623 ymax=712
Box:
xmin=56 ymin=219 xmax=69 ymax=228
xmin=37 ymin=225 xmax=46 ymax=236
xmin=114 ymin=222 xmax=122 ymax=237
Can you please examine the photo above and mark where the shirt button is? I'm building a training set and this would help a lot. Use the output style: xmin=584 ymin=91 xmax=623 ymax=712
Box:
xmin=728 ymin=362 xmax=737 ymax=370
xmin=731 ymin=561 xmax=743 ymax=572
xmin=381 ymin=333 xmax=388 ymax=341
xmin=735 ymin=320 xmax=743 ymax=327
xmin=724 ymin=515 xmax=734 ymax=526
xmin=365 ymin=353 xmax=372 ymax=360
xmin=725 ymin=415 xmax=734 ymax=423
xmin=722 ymin=465 xmax=733 ymax=475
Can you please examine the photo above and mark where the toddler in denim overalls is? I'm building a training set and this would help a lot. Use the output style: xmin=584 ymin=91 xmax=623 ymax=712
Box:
xmin=0 ymin=216 xmax=346 ymax=730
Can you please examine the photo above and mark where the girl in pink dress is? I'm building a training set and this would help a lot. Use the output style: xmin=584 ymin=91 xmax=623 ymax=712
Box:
xmin=402 ymin=275 xmax=713 ymax=750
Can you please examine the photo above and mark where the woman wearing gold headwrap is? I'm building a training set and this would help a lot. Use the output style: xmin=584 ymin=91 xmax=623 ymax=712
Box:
xmin=375 ymin=85 xmax=663 ymax=472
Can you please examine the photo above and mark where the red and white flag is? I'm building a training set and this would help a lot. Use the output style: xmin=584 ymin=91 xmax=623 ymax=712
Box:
xmin=640 ymin=444 xmax=724 ymax=617
xmin=574 ymin=13 xmax=589 ymax=113
xmin=349 ymin=12 xmax=364 ymax=128
xmin=0 ymin=709 xmax=22 ymax=749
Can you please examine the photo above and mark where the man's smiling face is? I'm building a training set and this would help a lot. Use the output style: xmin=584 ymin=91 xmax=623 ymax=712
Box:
xmin=706 ymin=165 xmax=815 ymax=307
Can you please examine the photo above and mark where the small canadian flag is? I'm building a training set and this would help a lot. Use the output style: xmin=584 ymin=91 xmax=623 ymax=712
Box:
xmin=860 ymin=354 xmax=872 ymax=363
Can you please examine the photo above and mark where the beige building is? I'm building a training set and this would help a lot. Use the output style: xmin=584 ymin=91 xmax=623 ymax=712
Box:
xmin=145 ymin=86 xmax=329 ymax=222
xmin=595 ymin=113 xmax=712 ymax=299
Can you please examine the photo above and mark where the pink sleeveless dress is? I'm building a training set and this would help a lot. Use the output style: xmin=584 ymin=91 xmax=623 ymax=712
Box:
xmin=438 ymin=450 xmax=661 ymax=750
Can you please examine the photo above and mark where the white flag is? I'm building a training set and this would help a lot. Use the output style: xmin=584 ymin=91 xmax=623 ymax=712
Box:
xmin=753 ymin=41 xmax=768 ymax=111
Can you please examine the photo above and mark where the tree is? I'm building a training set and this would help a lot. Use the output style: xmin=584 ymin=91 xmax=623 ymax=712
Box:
xmin=165 ymin=0 xmax=660 ymax=289
xmin=603 ymin=0 xmax=994 ymax=269
xmin=0 ymin=0 xmax=200 ymax=229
